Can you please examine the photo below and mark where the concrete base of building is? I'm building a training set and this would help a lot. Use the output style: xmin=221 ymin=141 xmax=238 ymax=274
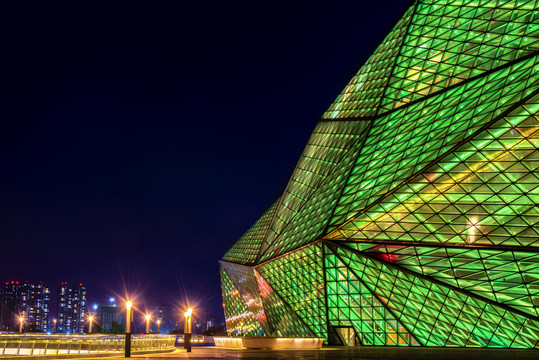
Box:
xmin=214 ymin=337 xmax=323 ymax=350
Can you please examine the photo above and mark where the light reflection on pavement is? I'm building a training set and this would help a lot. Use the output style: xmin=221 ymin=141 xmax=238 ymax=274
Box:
xmin=83 ymin=346 xmax=538 ymax=360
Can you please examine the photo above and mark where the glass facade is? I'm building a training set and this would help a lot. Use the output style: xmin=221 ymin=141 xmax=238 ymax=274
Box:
xmin=221 ymin=0 xmax=539 ymax=348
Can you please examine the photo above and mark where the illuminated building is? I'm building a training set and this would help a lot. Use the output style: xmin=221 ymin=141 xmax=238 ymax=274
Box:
xmin=220 ymin=0 xmax=539 ymax=348
xmin=19 ymin=282 xmax=50 ymax=333
xmin=95 ymin=303 xmax=124 ymax=332
xmin=203 ymin=312 xmax=217 ymax=331
xmin=0 ymin=282 xmax=20 ymax=331
xmin=152 ymin=305 xmax=178 ymax=334
xmin=0 ymin=281 xmax=50 ymax=332
xmin=56 ymin=283 xmax=87 ymax=334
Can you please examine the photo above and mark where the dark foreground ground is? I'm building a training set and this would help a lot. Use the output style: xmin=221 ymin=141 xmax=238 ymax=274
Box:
xmin=85 ymin=346 xmax=538 ymax=360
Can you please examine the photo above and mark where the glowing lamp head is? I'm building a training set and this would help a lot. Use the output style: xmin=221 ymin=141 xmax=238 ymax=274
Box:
xmin=19 ymin=317 xmax=24 ymax=323
xmin=126 ymin=301 xmax=132 ymax=310
xmin=157 ymin=319 xmax=161 ymax=324
xmin=185 ymin=308 xmax=192 ymax=318
xmin=145 ymin=314 xmax=151 ymax=321
xmin=89 ymin=316 xmax=93 ymax=321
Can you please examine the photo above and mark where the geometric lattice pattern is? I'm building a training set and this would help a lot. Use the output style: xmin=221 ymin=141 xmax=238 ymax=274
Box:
xmin=325 ymin=245 xmax=420 ymax=346
xmin=344 ymin=243 xmax=539 ymax=318
xmin=219 ymin=267 xmax=264 ymax=336
xmin=327 ymin=242 xmax=539 ymax=348
xmin=326 ymin=89 xmax=539 ymax=244
xmin=223 ymin=197 xmax=281 ymax=264
xmin=257 ymin=123 xmax=372 ymax=263
xmin=257 ymin=120 xmax=372 ymax=262
xmin=257 ymin=242 xmax=327 ymax=339
xmin=221 ymin=0 xmax=539 ymax=348
xmin=327 ymin=54 xmax=539 ymax=232
xmin=221 ymin=262 xmax=314 ymax=336
xmin=220 ymin=260 xmax=315 ymax=338
xmin=322 ymin=5 xmax=416 ymax=119
xmin=380 ymin=0 xmax=539 ymax=113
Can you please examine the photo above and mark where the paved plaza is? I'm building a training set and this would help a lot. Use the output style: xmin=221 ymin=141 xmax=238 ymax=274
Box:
xmin=84 ymin=346 xmax=539 ymax=360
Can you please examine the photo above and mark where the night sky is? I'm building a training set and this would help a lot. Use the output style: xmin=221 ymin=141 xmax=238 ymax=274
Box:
xmin=1 ymin=1 xmax=412 ymax=322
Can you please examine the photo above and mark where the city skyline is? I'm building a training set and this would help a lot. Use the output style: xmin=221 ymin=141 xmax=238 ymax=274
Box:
xmin=0 ymin=279 xmax=222 ymax=334
xmin=0 ymin=281 xmax=50 ymax=333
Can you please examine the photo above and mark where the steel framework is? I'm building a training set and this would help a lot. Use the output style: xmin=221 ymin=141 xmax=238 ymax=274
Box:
xmin=220 ymin=0 xmax=539 ymax=348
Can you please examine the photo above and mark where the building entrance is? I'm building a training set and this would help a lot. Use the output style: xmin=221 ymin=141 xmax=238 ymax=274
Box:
xmin=336 ymin=326 xmax=358 ymax=346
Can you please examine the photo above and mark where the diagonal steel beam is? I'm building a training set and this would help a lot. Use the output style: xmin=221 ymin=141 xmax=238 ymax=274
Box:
xmin=326 ymin=240 xmax=539 ymax=323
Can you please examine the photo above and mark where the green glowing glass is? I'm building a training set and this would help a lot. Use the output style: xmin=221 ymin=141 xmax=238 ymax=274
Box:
xmin=220 ymin=0 xmax=539 ymax=348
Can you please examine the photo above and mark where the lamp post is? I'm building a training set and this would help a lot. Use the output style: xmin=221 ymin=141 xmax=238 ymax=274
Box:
xmin=145 ymin=314 xmax=151 ymax=334
xmin=125 ymin=301 xmax=132 ymax=358
xmin=157 ymin=319 xmax=161 ymax=334
xmin=88 ymin=315 xmax=93 ymax=334
xmin=52 ymin=319 xmax=57 ymax=334
xmin=184 ymin=308 xmax=192 ymax=353
xmin=19 ymin=316 xmax=24 ymax=334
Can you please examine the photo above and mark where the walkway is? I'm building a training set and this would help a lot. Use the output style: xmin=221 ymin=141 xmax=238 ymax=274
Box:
xmin=84 ymin=346 xmax=538 ymax=360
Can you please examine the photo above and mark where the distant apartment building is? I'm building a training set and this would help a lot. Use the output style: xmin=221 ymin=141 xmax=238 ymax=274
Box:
xmin=56 ymin=283 xmax=87 ymax=334
xmin=95 ymin=303 xmax=124 ymax=332
xmin=0 ymin=282 xmax=20 ymax=331
xmin=19 ymin=282 xmax=50 ymax=332
xmin=152 ymin=305 xmax=179 ymax=334
xmin=0 ymin=281 xmax=50 ymax=332
xmin=203 ymin=312 xmax=217 ymax=331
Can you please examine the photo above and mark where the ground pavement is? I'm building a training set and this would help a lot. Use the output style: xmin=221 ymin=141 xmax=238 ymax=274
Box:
xmin=83 ymin=346 xmax=538 ymax=360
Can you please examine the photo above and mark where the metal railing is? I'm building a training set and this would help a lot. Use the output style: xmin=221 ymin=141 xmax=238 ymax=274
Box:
xmin=0 ymin=334 xmax=176 ymax=356
xmin=176 ymin=334 xmax=208 ymax=344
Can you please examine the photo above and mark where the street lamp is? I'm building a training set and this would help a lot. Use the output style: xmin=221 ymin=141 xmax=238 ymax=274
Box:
xmin=19 ymin=316 xmax=24 ymax=334
xmin=88 ymin=315 xmax=94 ymax=334
xmin=52 ymin=319 xmax=57 ymax=334
xmin=157 ymin=319 xmax=161 ymax=334
xmin=145 ymin=314 xmax=151 ymax=334
xmin=184 ymin=308 xmax=192 ymax=353
xmin=125 ymin=300 xmax=132 ymax=358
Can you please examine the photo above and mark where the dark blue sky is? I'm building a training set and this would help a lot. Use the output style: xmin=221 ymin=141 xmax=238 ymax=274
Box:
xmin=0 ymin=1 xmax=412 ymax=320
